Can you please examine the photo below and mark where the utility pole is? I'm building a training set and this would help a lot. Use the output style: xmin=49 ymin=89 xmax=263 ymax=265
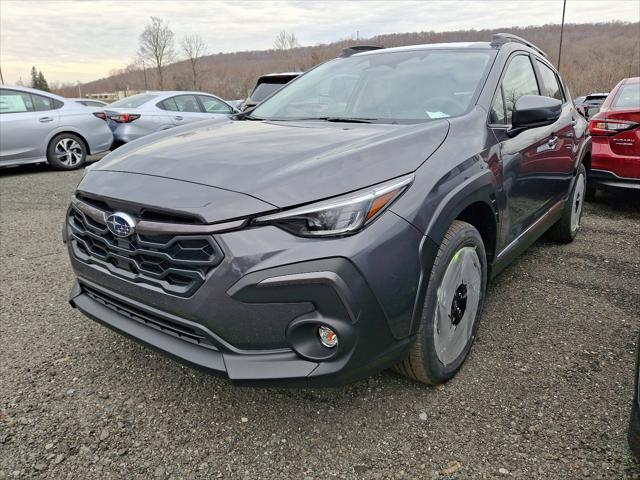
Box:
xmin=557 ymin=0 xmax=567 ymax=71
xmin=142 ymin=61 xmax=148 ymax=91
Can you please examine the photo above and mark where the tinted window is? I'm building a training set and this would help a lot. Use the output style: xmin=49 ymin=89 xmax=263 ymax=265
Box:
xmin=172 ymin=95 xmax=201 ymax=112
xmin=0 ymin=89 xmax=35 ymax=113
xmin=491 ymin=55 xmax=540 ymax=125
xmin=253 ymin=51 xmax=493 ymax=122
xmin=32 ymin=94 xmax=55 ymax=111
xmin=109 ymin=94 xmax=158 ymax=108
xmin=536 ymin=60 xmax=564 ymax=101
xmin=613 ymin=83 xmax=640 ymax=109
xmin=198 ymin=95 xmax=233 ymax=113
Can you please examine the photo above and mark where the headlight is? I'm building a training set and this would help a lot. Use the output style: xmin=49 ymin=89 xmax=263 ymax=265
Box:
xmin=253 ymin=174 xmax=414 ymax=237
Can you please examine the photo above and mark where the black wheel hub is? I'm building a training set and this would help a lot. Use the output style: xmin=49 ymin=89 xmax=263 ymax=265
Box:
xmin=449 ymin=283 xmax=467 ymax=326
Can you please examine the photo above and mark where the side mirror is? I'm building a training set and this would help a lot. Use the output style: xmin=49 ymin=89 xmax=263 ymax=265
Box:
xmin=576 ymin=105 xmax=586 ymax=117
xmin=508 ymin=95 xmax=562 ymax=137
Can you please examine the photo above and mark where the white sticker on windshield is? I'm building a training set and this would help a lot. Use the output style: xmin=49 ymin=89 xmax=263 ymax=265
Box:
xmin=426 ymin=111 xmax=449 ymax=119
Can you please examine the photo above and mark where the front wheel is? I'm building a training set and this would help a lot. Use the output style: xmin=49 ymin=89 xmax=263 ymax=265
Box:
xmin=47 ymin=133 xmax=87 ymax=170
xmin=395 ymin=220 xmax=487 ymax=385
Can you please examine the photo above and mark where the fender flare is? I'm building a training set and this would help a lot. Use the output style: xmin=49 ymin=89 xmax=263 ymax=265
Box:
xmin=407 ymin=170 xmax=500 ymax=335
xmin=423 ymin=169 xmax=499 ymax=247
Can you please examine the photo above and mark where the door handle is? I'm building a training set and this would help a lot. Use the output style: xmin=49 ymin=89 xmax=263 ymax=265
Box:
xmin=571 ymin=119 xmax=577 ymax=126
xmin=547 ymin=136 xmax=558 ymax=148
xmin=39 ymin=117 xmax=54 ymax=123
xmin=174 ymin=116 xmax=183 ymax=121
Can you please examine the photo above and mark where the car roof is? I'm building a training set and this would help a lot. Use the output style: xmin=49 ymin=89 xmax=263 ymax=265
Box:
xmin=135 ymin=90 xmax=225 ymax=97
xmin=260 ymin=72 xmax=302 ymax=77
xmin=1 ymin=84 xmax=66 ymax=101
xmin=622 ymin=77 xmax=640 ymax=84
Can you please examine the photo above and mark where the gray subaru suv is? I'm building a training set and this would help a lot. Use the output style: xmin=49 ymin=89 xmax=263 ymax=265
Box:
xmin=65 ymin=34 xmax=590 ymax=386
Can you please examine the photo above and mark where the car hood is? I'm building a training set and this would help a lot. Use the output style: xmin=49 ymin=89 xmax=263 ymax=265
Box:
xmin=93 ymin=117 xmax=449 ymax=208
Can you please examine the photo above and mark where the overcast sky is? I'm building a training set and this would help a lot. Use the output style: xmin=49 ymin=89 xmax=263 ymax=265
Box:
xmin=1 ymin=0 xmax=638 ymax=84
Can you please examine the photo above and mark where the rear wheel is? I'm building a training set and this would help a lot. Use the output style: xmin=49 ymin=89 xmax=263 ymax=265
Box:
xmin=546 ymin=163 xmax=587 ymax=243
xmin=395 ymin=220 xmax=487 ymax=385
xmin=47 ymin=133 xmax=87 ymax=170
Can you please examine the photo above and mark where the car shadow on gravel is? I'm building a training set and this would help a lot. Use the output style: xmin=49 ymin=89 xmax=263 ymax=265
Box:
xmin=0 ymin=154 xmax=108 ymax=179
xmin=585 ymin=189 xmax=640 ymax=218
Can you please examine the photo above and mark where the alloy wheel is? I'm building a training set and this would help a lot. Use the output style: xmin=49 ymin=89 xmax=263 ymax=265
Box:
xmin=55 ymin=138 xmax=83 ymax=167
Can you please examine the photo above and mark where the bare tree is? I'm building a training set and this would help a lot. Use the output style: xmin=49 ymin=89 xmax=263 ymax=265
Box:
xmin=273 ymin=30 xmax=300 ymax=51
xmin=137 ymin=17 xmax=175 ymax=90
xmin=182 ymin=34 xmax=207 ymax=90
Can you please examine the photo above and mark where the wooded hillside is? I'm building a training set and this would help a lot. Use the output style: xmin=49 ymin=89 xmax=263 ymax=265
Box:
xmin=57 ymin=22 xmax=639 ymax=100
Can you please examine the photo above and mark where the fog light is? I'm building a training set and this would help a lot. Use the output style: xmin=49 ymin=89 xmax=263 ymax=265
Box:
xmin=318 ymin=325 xmax=338 ymax=348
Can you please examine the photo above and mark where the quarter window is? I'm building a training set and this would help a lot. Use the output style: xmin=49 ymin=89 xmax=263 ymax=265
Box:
xmin=0 ymin=89 xmax=35 ymax=113
xmin=490 ymin=55 xmax=540 ymax=125
xmin=536 ymin=60 xmax=564 ymax=101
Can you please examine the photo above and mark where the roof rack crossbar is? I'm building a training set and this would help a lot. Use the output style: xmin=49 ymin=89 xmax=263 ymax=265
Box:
xmin=490 ymin=33 xmax=547 ymax=58
xmin=340 ymin=45 xmax=384 ymax=57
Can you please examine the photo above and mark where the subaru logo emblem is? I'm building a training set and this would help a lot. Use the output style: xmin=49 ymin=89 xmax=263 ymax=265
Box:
xmin=106 ymin=212 xmax=136 ymax=238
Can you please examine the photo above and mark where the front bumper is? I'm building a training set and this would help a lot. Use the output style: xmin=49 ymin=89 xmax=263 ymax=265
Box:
xmin=588 ymin=169 xmax=640 ymax=191
xmin=67 ymin=207 xmax=432 ymax=386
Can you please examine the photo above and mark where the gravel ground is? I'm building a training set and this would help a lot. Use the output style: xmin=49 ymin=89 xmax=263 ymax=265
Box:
xmin=0 ymin=163 xmax=639 ymax=480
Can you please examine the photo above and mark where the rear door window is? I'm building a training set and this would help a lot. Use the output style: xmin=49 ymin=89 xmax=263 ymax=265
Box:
xmin=32 ymin=94 xmax=57 ymax=111
xmin=536 ymin=60 xmax=564 ymax=101
xmin=159 ymin=97 xmax=179 ymax=111
xmin=490 ymin=55 xmax=540 ymax=125
xmin=172 ymin=95 xmax=202 ymax=113
xmin=0 ymin=89 xmax=35 ymax=113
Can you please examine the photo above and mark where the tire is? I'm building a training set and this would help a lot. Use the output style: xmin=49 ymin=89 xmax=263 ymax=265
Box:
xmin=395 ymin=220 xmax=487 ymax=385
xmin=585 ymin=184 xmax=597 ymax=202
xmin=47 ymin=133 xmax=87 ymax=170
xmin=630 ymin=400 xmax=640 ymax=461
xmin=546 ymin=163 xmax=587 ymax=243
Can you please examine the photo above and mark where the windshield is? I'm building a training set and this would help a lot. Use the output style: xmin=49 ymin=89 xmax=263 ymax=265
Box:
xmin=252 ymin=50 xmax=493 ymax=123
xmin=108 ymin=94 xmax=158 ymax=108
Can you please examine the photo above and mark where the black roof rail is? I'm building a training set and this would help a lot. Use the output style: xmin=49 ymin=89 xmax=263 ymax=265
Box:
xmin=340 ymin=45 xmax=384 ymax=57
xmin=490 ymin=33 xmax=547 ymax=58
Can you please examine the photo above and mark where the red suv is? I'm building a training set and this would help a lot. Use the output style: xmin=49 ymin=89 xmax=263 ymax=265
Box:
xmin=587 ymin=77 xmax=640 ymax=199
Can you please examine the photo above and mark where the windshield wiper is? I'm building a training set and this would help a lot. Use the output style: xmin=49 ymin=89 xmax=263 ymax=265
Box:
xmin=303 ymin=117 xmax=378 ymax=124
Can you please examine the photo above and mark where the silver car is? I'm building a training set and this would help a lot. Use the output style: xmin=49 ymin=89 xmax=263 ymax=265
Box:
xmin=0 ymin=86 xmax=113 ymax=170
xmin=105 ymin=91 xmax=236 ymax=145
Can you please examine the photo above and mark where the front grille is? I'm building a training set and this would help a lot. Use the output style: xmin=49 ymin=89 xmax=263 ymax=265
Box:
xmin=68 ymin=201 xmax=224 ymax=296
xmin=83 ymin=285 xmax=219 ymax=350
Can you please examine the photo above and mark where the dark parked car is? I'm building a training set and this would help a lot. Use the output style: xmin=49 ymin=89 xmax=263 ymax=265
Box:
xmin=65 ymin=34 xmax=590 ymax=386
xmin=630 ymin=332 xmax=640 ymax=460
xmin=576 ymin=92 xmax=608 ymax=119
xmin=586 ymin=77 xmax=639 ymax=199
xmin=239 ymin=72 xmax=301 ymax=110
